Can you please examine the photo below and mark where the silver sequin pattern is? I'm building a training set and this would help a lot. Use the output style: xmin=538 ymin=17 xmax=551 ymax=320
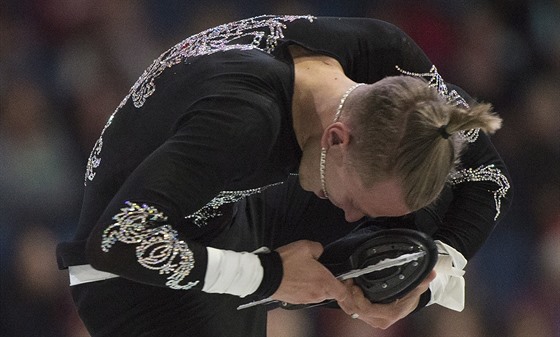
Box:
xmin=186 ymin=182 xmax=284 ymax=227
xmin=85 ymin=15 xmax=315 ymax=185
xmin=448 ymin=164 xmax=510 ymax=220
xmin=395 ymin=65 xmax=480 ymax=143
xmin=102 ymin=202 xmax=200 ymax=290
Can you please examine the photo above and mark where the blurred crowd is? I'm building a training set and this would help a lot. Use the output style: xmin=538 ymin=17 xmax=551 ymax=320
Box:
xmin=1 ymin=0 xmax=558 ymax=336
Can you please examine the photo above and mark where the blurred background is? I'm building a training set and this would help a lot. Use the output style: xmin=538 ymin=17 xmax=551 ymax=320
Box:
xmin=0 ymin=0 xmax=558 ymax=336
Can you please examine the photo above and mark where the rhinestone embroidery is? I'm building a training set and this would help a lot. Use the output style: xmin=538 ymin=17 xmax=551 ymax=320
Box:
xmin=395 ymin=65 xmax=480 ymax=143
xmin=84 ymin=15 xmax=315 ymax=185
xmin=102 ymin=202 xmax=199 ymax=290
xmin=448 ymin=164 xmax=510 ymax=220
xmin=186 ymin=182 xmax=284 ymax=227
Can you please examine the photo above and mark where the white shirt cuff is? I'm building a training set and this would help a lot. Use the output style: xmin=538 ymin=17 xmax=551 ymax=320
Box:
xmin=427 ymin=240 xmax=467 ymax=311
xmin=202 ymin=247 xmax=263 ymax=298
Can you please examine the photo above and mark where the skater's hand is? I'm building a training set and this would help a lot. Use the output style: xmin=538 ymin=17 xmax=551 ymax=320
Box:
xmin=337 ymin=270 xmax=437 ymax=329
xmin=271 ymin=240 xmax=350 ymax=305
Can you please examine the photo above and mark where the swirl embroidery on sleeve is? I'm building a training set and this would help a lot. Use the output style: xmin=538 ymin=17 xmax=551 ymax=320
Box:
xmin=101 ymin=201 xmax=199 ymax=290
xmin=84 ymin=15 xmax=315 ymax=185
xmin=395 ymin=65 xmax=480 ymax=143
xmin=448 ymin=164 xmax=510 ymax=220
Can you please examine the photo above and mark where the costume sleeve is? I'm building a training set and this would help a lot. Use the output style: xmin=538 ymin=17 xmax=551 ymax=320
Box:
xmin=356 ymin=19 xmax=513 ymax=260
xmin=84 ymin=94 xmax=283 ymax=297
xmin=361 ymin=21 xmax=513 ymax=312
xmin=412 ymin=85 xmax=513 ymax=260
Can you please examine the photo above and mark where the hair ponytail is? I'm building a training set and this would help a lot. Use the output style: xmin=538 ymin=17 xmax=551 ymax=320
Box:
xmin=445 ymin=102 xmax=502 ymax=136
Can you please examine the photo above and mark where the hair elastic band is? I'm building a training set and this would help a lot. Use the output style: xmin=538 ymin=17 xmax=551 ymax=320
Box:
xmin=438 ymin=125 xmax=451 ymax=139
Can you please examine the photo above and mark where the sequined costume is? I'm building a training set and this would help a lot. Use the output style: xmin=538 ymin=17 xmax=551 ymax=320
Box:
xmin=57 ymin=15 xmax=512 ymax=337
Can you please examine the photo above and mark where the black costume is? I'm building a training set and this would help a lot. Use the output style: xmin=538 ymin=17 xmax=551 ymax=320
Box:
xmin=57 ymin=15 xmax=512 ymax=337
